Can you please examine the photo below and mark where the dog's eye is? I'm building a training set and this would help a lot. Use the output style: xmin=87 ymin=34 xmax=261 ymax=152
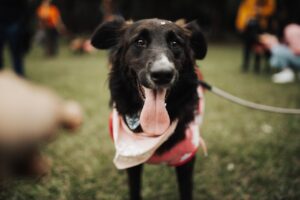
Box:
xmin=135 ymin=39 xmax=147 ymax=48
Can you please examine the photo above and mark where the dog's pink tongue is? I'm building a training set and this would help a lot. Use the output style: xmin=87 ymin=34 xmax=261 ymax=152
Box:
xmin=140 ymin=88 xmax=170 ymax=136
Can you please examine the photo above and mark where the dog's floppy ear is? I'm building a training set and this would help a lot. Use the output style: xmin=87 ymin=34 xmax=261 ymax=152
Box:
xmin=185 ymin=20 xmax=207 ymax=59
xmin=91 ymin=17 xmax=125 ymax=49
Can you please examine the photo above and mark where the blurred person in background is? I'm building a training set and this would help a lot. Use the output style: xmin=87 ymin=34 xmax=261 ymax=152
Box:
xmin=0 ymin=0 xmax=33 ymax=77
xmin=260 ymin=24 xmax=300 ymax=83
xmin=69 ymin=0 xmax=115 ymax=54
xmin=37 ymin=0 xmax=66 ymax=57
xmin=236 ymin=0 xmax=275 ymax=73
xmin=102 ymin=0 xmax=115 ymax=21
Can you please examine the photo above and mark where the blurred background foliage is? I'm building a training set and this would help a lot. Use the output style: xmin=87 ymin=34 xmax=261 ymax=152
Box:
xmin=49 ymin=0 xmax=300 ymax=38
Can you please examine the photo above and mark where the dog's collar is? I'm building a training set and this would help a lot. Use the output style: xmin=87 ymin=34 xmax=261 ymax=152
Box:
xmin=124 ymin=113 xmax=141 ymax=131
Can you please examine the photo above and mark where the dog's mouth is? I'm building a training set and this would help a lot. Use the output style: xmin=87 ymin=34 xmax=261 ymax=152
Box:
xmin=136 ymin=81 xmax=171 ymax=136
xmin=137 ymin=81 xmax=170 ymax=101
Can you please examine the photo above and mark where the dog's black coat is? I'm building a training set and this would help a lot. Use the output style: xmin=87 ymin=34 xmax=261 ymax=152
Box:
xmin=91 ymin=17 xmax=207 ymax=200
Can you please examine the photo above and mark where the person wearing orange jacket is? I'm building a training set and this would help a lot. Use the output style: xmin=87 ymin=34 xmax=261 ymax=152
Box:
xmin=236 ymin=0 xmax=275 ymax=72
xmin=37 ymin=0 xmax=65 ymax=57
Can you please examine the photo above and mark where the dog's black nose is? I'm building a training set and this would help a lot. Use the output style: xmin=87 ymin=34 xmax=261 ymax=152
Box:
xmin=150 ymin=69 xmax=175 ymax=85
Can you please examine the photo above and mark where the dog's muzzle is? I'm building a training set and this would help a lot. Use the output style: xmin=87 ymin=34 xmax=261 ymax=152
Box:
xmin=147 ymin=54 xmax=176 ymax=88
xmin=150 ymin=68 xmax=175 ymax=86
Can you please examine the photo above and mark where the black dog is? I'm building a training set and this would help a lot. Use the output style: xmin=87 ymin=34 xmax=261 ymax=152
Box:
xmin=91 ymin=18 xmax=207 ymax=200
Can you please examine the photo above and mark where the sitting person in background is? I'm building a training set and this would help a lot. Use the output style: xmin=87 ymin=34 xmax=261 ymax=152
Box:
xmin=69 ymin=38 xmax=96 ymax=54
xmin=260 ymin=24 xmax=300 ymax=83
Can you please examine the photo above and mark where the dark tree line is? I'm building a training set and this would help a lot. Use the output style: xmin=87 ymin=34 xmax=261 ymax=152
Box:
xmin=51 ymin=0 xmax=300 ymax=37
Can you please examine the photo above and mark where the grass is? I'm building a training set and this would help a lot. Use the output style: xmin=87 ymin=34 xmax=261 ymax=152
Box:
xmin=1 ymin=43 xmax=300 ymax=200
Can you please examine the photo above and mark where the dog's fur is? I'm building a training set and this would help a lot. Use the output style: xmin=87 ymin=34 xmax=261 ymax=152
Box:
xmin=91 ymin=17 xmax=207 ymax=200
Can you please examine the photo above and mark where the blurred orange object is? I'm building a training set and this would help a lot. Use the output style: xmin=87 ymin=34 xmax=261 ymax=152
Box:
xmin=37 ymin=2 xmax=60 ymax=28
xmin=236 ymin=0 xmax=275 ymax=32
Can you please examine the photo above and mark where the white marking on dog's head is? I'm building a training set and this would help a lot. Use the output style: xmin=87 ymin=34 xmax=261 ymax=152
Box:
xmin=151 ymin=54 xmax=175 ymax=72
xmin=159 ymin=20 xmax=171 ymax=26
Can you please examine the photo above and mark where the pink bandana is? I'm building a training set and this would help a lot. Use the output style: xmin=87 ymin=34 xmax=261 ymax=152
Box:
xmin=108 ymin=86 xmax=206 ymax=169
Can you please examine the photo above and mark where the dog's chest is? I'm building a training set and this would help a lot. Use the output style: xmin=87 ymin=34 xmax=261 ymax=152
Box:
xmin=108 ymin=86 xmax=206 ymax=169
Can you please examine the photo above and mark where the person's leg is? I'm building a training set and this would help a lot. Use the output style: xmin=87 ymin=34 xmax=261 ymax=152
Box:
xmin=254 ymin=52 xmax=261 ymax=73
xmin=44 ymin=29 xmax=51 ymax=56
xmin=242 ymin=42 xmax=251 ymax=72
xmin=7 ymin=23 xmax=25 ymax=76
xmin=270 ymin=44 xmax=299 ymax=83
xmin=264 ymin=50 xmax=271 ymax=73
xmin=289 ymin=55 xmax=300 ymax=71
xmin=242 ymin=19 xmax=262 ymax=73
xmin=45 ymin=28 xmax=59 ymax=57
xmin=49 ymin=29 xmax=59 ymax=56
xmin=270 ymin=44 xmax=294 ymax=69
xmin=240 ymin=25 xmax=253 ymax=72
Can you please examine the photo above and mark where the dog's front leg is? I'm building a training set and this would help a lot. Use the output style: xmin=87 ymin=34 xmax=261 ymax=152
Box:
xmin=175 ymin=156 xmax=196 ymax=200
xmin=127 ymin=164 xmax=143 ymax=200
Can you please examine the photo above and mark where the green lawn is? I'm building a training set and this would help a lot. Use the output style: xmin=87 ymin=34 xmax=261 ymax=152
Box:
xmin=1 ymin=44 xmax=299 ymax=200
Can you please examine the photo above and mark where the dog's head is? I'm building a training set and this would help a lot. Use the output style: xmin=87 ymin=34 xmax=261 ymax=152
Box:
xmin=91 ymin=18 xmax=206 ymax=135
xmin=91 ymin=17 xmax=206 ymax=90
